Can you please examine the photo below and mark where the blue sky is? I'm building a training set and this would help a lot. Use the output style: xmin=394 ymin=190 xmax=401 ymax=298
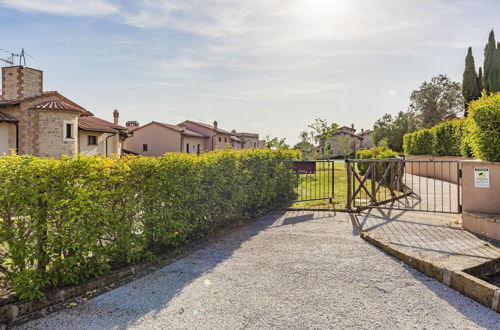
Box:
xmin=0 ymin=0 xmax=498 ymax=144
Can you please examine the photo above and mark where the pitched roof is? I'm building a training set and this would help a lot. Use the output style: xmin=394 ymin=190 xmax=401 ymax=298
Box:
xmin=179 ymin=120 xmax=233 ymax=135
xmin=332 ymin=131 xmax=363 ymax=140
xmin=0 ymin=91 xmax=87 ymax=111
xmin=78 ymin=116 xmax=126 ymax=133
xmin=231 ymin=136 xmax=242 ymax=142
xmin=31 ymin=100 xmax=84 ymax=113
xmin=0 ymin=111 xmax=18 ymax=123
xmin=152 ymin=121 xmax=206 ymax=137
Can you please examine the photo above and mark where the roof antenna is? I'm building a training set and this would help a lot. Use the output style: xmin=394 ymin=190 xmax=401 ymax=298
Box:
xmin=19 ymin=48 xmax=26 ymax=66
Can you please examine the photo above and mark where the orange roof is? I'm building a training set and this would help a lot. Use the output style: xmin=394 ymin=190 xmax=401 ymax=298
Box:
xmin=31 ymin=100 xmax=84 ymax=113
xmin=152 ymin=121 xmax=206 ymax=137
xmin=179 ymin=120 xmax=233 ymax=135
xmin=79 ymin=116 xmax=126 ymax=133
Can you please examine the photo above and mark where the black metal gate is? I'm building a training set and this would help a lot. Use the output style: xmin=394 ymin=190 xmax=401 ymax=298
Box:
xmin=285 ymin=159 xmax=461 ymax=213
xmin=346 ymin=159 xmax=461 ymax=213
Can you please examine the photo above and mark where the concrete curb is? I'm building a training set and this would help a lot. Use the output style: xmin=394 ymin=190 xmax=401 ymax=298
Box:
xmin=361 ymin=232 xmax=500 ymax=313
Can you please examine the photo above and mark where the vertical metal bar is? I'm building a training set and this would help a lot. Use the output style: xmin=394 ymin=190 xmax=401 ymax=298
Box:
xmin=426 ymin=162 xmax=429 ymax=211
xmin=449 ymin=161 xmax=451 ymax=213
xmin=346 ymin=160 xmax=352 ymax=210
xmin=457 ymin=161 xmax=461 ymax=213
xmin=370 ymin=163 xmax=376 ymax=203
xmin=419 ymin=162 xmax=421 ymax=211
xmin=434 ymin=161 xmax=436 ymax=212
xmin=441 ymin=161 xmax=444 ymax=212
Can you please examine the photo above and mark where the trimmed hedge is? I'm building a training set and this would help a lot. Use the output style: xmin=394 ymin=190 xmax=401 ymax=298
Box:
xmin=0 ymin=149 xmax=299 ymax=300
xmin=403 ymin=93 xmax=500 ymax=160
xmin=403 ymin=119 xmax=472 ymax=158
xmin=468 ymin=93 xmax=500 ymax=162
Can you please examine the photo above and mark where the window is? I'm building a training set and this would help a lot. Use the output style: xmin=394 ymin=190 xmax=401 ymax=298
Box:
xmin=186 ymin=143 xmax=190 ymax=153
xmin=224 ymin=138 xmax=227 ymax=142
xmin=254 ymin=142 xmax=257 ymax=148
xmin=88 ymin=135 xmax=97 ymax=145
xmin=218 ymin=137 xmax=222 ymax=142
xmin=143 ymin=144 xmax=148 ymax=152
xmin=197 ymin=144 xmax=200 ymax=154
xmin=63 ymin=121 xmax=75 ymax=140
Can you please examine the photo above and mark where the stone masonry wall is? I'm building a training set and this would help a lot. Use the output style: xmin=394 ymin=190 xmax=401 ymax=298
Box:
xmin=38 ymin=110 xmax=78 ymax=158
xmin=1 ymin=66 xmax=43 ymax=100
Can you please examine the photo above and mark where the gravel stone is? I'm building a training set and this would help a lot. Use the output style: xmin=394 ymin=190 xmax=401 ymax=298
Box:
xmin=16 ymin=211 xmax=500 ymax=329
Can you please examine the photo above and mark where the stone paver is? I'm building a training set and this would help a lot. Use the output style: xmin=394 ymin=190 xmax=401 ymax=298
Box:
xmin=357 ymin=208 xmax=500 ymax=270
xmin=16 ymin=211 xmax=500 ymax=329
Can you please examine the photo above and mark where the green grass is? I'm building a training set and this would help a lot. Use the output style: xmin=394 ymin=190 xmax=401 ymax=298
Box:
xmin=290 ymin=161 xmax=392 ymax=209
xmin=291 ymin=161 xmax=347 ymax=209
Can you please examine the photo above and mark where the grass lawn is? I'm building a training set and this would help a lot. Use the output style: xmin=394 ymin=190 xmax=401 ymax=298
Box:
xmin=291 ymin=161 xmax=348 ymax=209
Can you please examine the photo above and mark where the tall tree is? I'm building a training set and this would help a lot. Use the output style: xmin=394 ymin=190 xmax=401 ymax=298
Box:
xmin=462 ymin=47 xmax=480 ymax=114
xmin=408 ymin=75 xmax=464 ymax=128
xmin=477 ymin=66 xmax=483 ymax=93
xmin=483 ymin=30 xmax=496 ymax=92
xmin=492 ymin=43 xmax=500 ymax=92
xmin=373 ymin=111 xmax=417 ymax=152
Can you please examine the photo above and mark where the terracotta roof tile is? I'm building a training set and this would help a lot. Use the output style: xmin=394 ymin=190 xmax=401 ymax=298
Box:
xmin=31 ymin=100 xmax=84 ymax=112
xmin=152 ymin=121 xmax=207 ymax=137
xmin=0 ymin=91 xmax=88 ymax=113
xmin=79 ymin=116 xmax=126 ymax=133
xmin=0 ymin=111 xmax=18 ymax=123
xmin=179 ymin=120 xmax=233 ymax=135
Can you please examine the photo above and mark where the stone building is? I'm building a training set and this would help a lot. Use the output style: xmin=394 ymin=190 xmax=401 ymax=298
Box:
xmin=0 ymin=65 xmax=126 ymax=157
xmin=123 ymin=119 xmax=262 ymax=156
xmin=318 ymin=124 xmax=374 ymax=158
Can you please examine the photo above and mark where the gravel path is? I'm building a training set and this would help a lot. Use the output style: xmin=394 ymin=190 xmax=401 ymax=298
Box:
xmin=17 ymin=211 xmax=500 ymax=329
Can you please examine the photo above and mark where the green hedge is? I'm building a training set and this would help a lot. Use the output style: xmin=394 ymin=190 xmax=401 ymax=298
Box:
xmin=403 ymin=119 xmax=473 ymax=158
xmin=356 ymin=146 xmax=399 ymax=177
xmin=468 ymin=93 xmax=500 ymax=161
xmin=0 ymin=149 xmax=299 ymax=300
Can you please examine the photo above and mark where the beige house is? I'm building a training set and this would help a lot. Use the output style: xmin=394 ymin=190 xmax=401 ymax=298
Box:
xmin=318 ymin=124 xmax=374 ymax=158
xmin=0 ymin=65 xmax=126 ymax=157
xmin=123 ymin=119 xmax=262 ymax=156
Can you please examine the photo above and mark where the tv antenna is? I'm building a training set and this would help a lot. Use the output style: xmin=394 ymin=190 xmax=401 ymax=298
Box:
xmin=0 ymin=48 xmax=38 ymax=67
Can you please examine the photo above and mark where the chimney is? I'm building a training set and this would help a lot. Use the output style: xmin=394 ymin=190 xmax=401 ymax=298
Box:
xmin=351 ymin=123 xmax=354 ymax=130
xmin=361 ymin=128 xmax=364 ymax=134
xmin=213 ymin=121 xmax=218 ymax=130
xmin=231 ymin=129 xmax=236 ymax=134
xmin=113 ymin=109 xmax=119 ymax=125
xmin=126 ymin=121 xmax=139 ymax=128
xmin=2 ymin=66 xmax=43 ymax=100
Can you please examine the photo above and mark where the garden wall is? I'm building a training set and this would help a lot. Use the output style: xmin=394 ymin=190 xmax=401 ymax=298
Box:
xmin=403 ymin=155 xmax=474 ymax=184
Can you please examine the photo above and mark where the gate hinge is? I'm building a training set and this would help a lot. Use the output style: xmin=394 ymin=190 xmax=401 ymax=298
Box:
xmin=458 ymin=169 xmax=462 ymax=178
xmin=458 ymin=204 xmax=462 ymax=213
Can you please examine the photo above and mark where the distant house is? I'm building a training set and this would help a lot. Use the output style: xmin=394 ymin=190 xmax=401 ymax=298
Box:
xmin=318 ymin=124 xmax=374 ymax=158
xmin=123 ymin=119 xmax=262 ymax=156
xmin=0 ymin=65 xmax=126 ymax=157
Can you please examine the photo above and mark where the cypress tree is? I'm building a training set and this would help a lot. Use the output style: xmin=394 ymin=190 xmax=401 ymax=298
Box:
xmin=477 ymin=67 xmax=483 ymax=93
xmin=492 ymin=43 xmax=500 ymax=92
xmin=462 ymin=47 xmax=479 ymax=112
xmin=483 ymin=30 xmax=496 ymax=92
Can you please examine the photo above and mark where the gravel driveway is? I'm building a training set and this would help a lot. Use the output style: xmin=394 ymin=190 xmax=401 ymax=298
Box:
xmin=17 ymin=211 xmax=500 ymax=329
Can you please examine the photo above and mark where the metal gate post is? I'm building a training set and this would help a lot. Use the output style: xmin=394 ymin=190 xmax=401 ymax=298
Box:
xmin=330 ymin=160 xmax=334 ymax=204
xmin=346 ymin=159 xmax=352 ymax=211
xmin=457 ymin=161 xmax=462 ymax=213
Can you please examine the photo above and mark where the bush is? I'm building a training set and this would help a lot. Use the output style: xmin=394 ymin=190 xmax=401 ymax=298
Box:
xmin=0 ymin=149 xmax=299 ymax=300
xmin=431 ymin=119 xmax=465 ymax=156
xmin=468 ymin=93 xmax=500 ymax=161
xmin=356 ymin=146 xmax=399 ymax=177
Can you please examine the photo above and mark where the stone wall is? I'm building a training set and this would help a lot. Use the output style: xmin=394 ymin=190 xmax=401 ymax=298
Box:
xmin=1 ymin=66 xmax=42 ymax=100
xmin=37 ymin=110 xmax=78 ymax=158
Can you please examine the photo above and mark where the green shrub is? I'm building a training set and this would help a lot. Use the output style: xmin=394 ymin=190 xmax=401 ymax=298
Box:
xmin=468 ymin=93 xmax=500 ymax=161
xmin=0 ymin=149 xmax=299 ymax=300
xmin=431 ymin=119 xmax=464 ymax=156
xmin=356 ymin=146 xmax=399 ymax=177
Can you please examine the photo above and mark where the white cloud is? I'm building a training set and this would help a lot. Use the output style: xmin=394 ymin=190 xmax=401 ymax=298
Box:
xmin=388 ymin=89 xmax=398 ymax=97
xmin=0 ymin=0 xmax=118 ymax=16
